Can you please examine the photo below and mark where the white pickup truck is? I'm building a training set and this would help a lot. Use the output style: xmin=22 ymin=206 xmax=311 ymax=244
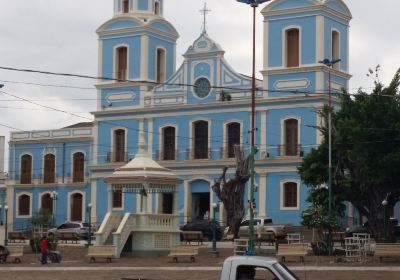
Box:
xmin=220 ymin=255 xmax=299 ymax=280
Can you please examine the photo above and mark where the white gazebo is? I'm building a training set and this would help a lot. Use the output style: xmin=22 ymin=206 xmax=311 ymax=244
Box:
xmin=95 ymin=135 xmax=182 ymax=257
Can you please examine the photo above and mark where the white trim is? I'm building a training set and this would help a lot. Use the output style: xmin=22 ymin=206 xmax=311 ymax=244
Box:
xmin=260 ymin=111 xmax=267 ymax=158
xmin=113 ymin=44 xmax=130 ymax=80
xmin=282 ymin=26 xmax=302 ymax=68
xmin=6 ymin=186 xmax=14 ymax=230
xmin=263 ymin=19 xmax=269 ymax=71
xmin=222 ymin=120 xmax=243 ymax=159
xmin=258 ymin=174 xmax=267 ymax=218
xmin=190 ymin=60 xmax=214 ymax=99
xmin=67 ymin=191 xmax=86 ymax=222
xmin=91 ymin=180 xmax=97 ymax=223
xmin=316 ymin=15 xmax=324 ymax=63
xmin=280 ymin=179 xmax=300 ymax=211
xmin=16 ymin=192 xmax=32 ymax=218
xmin=192 ymin=76 xmax=212 ymax=100
xmin=158 ymin=124 xmax=178 ymax=160
xmin=93 ymin=121 xmax=99 ymax=164
xmin=280 ymin=116 xmax=301 ymax=148
xmin=316 ymin=107 xmax=324 ymax=145
xmin=98 ymin=40 xmax=103 ymax=86
xmin=189 ymin=119 xmax=211 ymax=160
xmin=147 ymin=118 xmax=154 ymax=157
xmin=186 ymin=176 xmax=214 ymax=221
xmin=141 ymin=35 xmax=149 ymax=80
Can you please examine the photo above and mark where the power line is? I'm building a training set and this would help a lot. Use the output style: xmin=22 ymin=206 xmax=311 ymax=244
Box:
xmin=0 ymin=79 xmax=94 ymax=90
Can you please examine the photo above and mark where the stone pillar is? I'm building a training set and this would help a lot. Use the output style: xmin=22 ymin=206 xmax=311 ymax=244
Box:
xmin=107 ymin=185 xmax=113 ymax=212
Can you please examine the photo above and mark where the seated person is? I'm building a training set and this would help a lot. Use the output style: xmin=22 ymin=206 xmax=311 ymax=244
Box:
xmin=236 ymin=265 xmax=256 ymax=280
xmin=0 ymin=246 xmax=9 ymax=263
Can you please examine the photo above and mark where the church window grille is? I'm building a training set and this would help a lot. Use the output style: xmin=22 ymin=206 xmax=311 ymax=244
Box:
xmin=286 ymin=29 xmax=299 ymax=67
xmin=114 ymin=129 xmax=126 ymax=162
xmin=70 ymin=193 xmax=83 ymax=221
xmin=284 ymin=119 xmax=298 ymax=156
xmin=43 ymin=154 xmax=55 ymax=184
xmin=283 ymin=182 xmax=298 ymax=208
xmin=332 ymin=31 xmax=340 ymax=70
xmin=227 ymin=122 xmax=240 ymax=158
xmin=113 ymin=190 xmax=123 ymax=208
xmin=41 ymin=193 xmax=53 ymax=214
xmin=73 ymin=152 xmax=85 ymax=183
xmin=122 ymin=0 xmax=129 ymax=13
xmin=162 ymin=126 xmax=176 ymax=160
xmin=156 ymin=48 xmax=166 ymax=83
xmin=116 ymin=47 xmax=128 ymax=81
xmin=18 ymin=194 xmax=31 ymax=216
xmin=193 ymin=121 xmax=209 ymax=159
xmin=20 ymin=154 xmax=32 ymax=184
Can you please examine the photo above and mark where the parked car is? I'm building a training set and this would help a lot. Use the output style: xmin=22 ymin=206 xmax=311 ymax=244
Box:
xmin=346 ymin=218 xmax=400 ymax=239
xmin=180 ymin=219 xmax=222 ymax=241
xmin=224 ymin=218 xmax=292 ymax=239
xmin=47 ymin=222 xmax=90 ymax=239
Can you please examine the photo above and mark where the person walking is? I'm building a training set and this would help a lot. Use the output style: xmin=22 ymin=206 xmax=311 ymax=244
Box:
xmin=40 ymin=236 xmax=48 ymax=265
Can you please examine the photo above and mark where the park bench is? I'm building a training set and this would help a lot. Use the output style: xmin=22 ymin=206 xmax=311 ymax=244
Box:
xmin=8 ymin=232 xmax=28 ymax=243
xmin=87 ymin=245 xmax=116 ymax=263
xmin=374 ymin=243 xmax=400 ymax=262
xmin=168 ymin=245 xmax=199 ymax=262
xmin=181 ymin=231 xmax=205 ymax=245
xmin=7 ymin=246 xmax=24 ymax=263
xmin=57 ymin=232 xmax=79 ymax=244
xmin=276 ymin=243 xmax=309 ymax=262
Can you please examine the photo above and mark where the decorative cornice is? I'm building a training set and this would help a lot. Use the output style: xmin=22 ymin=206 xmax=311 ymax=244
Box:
xmin=261 ymin=65 xmax=352 ymax=80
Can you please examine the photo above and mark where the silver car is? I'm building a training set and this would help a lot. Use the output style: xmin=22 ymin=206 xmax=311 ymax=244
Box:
xmin=47 ymin=222 xmax=90 ymax=239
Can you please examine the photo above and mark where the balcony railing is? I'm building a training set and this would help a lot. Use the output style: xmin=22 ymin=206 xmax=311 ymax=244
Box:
xmin=186 ymin=148 xmax=212 ymax=160
xmin=277 ymin=145 xmax=303 ymax=157
xmin=106 ymin=152 xmax=130 ymax=163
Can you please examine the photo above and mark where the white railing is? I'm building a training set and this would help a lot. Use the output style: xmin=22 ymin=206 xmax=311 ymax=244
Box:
xmin=113 ymin=213 xmax=135 ymax=257
xmin=111 ymin=213 xmax=180 ymax=257
xmin=94 ymin=212 xmax=123 ymax=245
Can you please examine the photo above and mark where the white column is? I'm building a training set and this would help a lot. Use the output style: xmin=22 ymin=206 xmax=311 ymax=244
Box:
xmin=91 ymin=181 xmax=97 ymax=223
xmin=147 ymin=192 xmax=153 ymax=214
xmin=184 ymin=181 xmax=190 ymax=223
xmin=107 ymin=185 xmax=113 ymax=212
xmin=258 ymin=174 xmax=267 ymax=218
xmin=140 ymin=35 xmax=149 ymax=80
xmin=147 ymin=118 xmax=154 ymax=157
xmin=6 ymin=187 xmax=14 ymax=231
xmin=173 ymin=189 xmax=179 ymax=215
xmin=260 ymin=110 xmax=267 ymax=158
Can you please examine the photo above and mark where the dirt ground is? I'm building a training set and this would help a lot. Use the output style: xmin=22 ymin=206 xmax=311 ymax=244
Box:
xmin=1 ymin=245 xmax=400 ymax=279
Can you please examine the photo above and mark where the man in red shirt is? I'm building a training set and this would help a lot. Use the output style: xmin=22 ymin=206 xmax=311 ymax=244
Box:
xmin=40 ymin=236 xmax=48 ymax=265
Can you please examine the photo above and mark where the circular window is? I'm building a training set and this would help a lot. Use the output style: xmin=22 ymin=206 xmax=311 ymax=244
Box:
xmin=194 ymin=78 xmax=211 ymax=98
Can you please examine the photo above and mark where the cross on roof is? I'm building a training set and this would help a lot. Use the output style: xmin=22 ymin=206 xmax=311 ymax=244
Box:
xmin=199 ymin=2 xmax=211 ymax=33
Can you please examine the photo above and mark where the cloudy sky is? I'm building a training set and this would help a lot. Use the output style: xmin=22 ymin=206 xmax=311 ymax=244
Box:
xmin=0 ymin=0 xmax=399 ymax=170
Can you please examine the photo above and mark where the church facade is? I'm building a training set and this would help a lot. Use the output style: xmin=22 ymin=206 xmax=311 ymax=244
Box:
xmin=5 ymin=0 xmax=352 ymax=231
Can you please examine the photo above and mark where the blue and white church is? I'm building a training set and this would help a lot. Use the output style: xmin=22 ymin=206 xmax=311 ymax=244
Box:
xmin=4 ymin=0 xmax=353 ymax=250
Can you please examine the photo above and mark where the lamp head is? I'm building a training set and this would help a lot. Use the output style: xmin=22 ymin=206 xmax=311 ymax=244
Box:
xmin=382 ymin=200 xmax=388 ymax=206
xmin=4 ymin=205 xmax=8 ymax=210
xmin=88 ymin=203 xmax=92 ymax=209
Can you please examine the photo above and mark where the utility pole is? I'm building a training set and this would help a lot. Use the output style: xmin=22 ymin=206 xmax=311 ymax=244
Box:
xmin=237 ymin=0 xmax=270 ymax=255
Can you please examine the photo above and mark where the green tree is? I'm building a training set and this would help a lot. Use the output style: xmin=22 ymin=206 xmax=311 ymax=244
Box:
xmin=299 ymin=69 xmax=400 ymax=239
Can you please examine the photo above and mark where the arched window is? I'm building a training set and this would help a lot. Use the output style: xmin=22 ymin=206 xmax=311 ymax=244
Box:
xmin=156 ymin=48 xmax=166 ymax=83
xmin=286 ymin=28 xmax=299 ymax=67
xmin=116 ymin=46 xmax=128 ymax=81
xmin=284 ymin=119 xmax=298 ymax=156
xmin=332 ymin=30 xmax=340 ymax=70
xmin=18 ymin=194 xmax=31 ymax=216
xmin=162 ymin=126 xmax=176 ymax=160
xmin=193 ymin=121 xmax=209 ymax=159
xmin=122 ymin=0 xmax=129 ymax=13
xmin=70 ymin=193 xmax=83 ymax=221
xmin=114 ymin=129 xmax=126 ymax=162
xmin=283 ymin=182 xmax=298 ymax=208
xmin=227 ymin=122 xmax=240 ymax=158
xmin=113 ymin=190 xmax=123 ymax=209
xmin=43 ymin=154 xmax=55 ymax=184
xmin=20 ymin=154 xmax=32 ymax=184
xmin=155 ymin=1 xmax=160 ymax=15
xmin=41 ymin=193 xmax=53 ymax=214
xmin=73 ymin=152 xmax=85 ymax=183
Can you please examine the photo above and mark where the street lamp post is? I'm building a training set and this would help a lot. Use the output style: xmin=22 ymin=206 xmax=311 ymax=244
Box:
xmin=0 ymin=204 xmax=2 ymax=226
xmin=318 ymin=58 xmax=341 ymax=255
xmin=382 ymin=199 xmax=388 ymax=242
xmin=237 ymin=0 xmax=270 ymax=255
xmin=210 ymin=202 xmax=219 ymax=257
xmin=50 ymin=191 xmax=58 ymax=227
xmin=4 ymin=205 xmax=8 ymax=246
xmin=87 ymin=203 xmax=92 ymax=246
